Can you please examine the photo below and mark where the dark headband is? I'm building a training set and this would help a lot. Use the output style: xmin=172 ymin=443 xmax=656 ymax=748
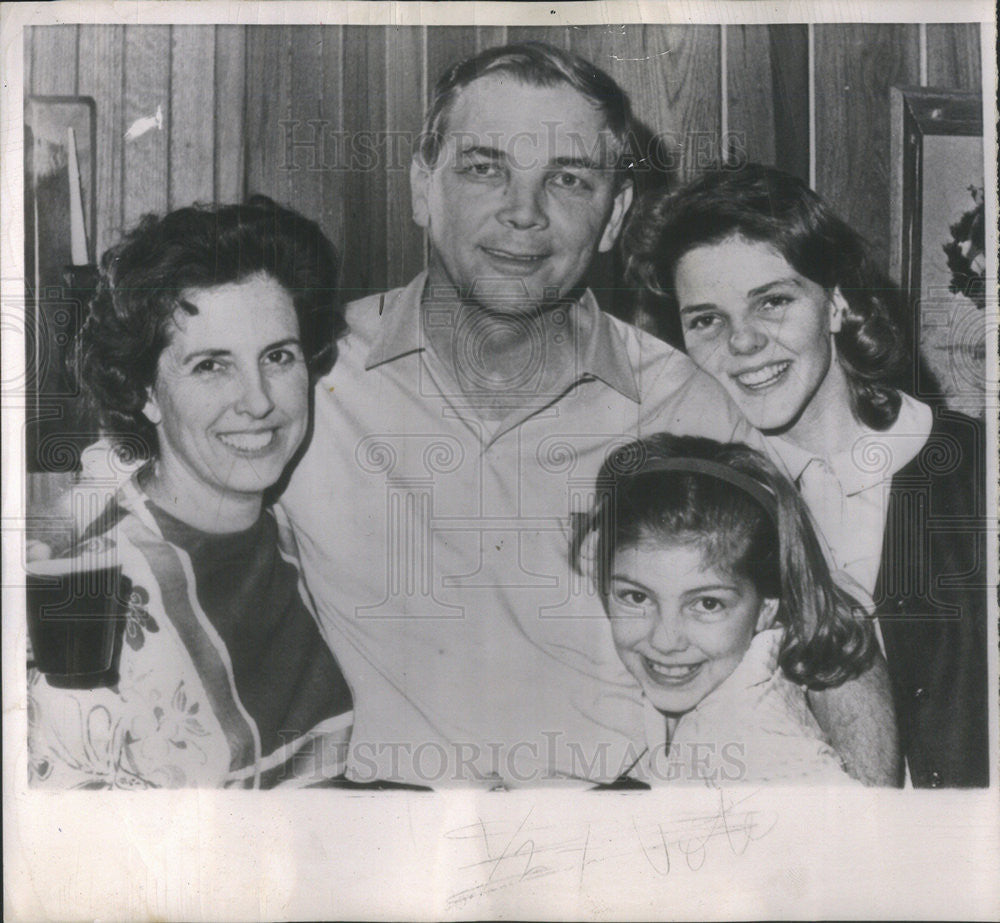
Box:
xmin=629 ymin=456 xmax=779 ymax=526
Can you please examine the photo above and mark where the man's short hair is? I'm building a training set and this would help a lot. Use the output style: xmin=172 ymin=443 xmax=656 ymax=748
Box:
xmin=417 ymin=40 xmax=637 ymax=180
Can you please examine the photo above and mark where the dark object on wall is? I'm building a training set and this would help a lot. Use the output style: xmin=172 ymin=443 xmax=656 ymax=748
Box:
xmin=24 ymin=96 xmax=100 ymax=473
xmin=942 ymin=184 xmax=986 ymax=309
xmin=890 ymin=86 xmax=987 ymax=418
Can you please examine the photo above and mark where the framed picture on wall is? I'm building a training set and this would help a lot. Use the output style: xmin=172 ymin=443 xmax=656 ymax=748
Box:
xmin=890 ymin=86 xmax=987 ymax=417
xmin=23 ymin=95 xmax=100 ymax=473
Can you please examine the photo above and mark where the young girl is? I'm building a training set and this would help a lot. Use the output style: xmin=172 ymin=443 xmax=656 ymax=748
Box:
xmin=574 ymin=433 xmax=876 ymax=785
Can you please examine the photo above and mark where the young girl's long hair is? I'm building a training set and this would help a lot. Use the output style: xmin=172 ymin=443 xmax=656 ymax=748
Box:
xmin=572 ymin=434 xmax=876 ymax=689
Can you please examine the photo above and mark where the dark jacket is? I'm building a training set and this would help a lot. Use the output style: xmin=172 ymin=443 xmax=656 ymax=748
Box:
xmin=875 ymin=410 xmax=990 ymax=787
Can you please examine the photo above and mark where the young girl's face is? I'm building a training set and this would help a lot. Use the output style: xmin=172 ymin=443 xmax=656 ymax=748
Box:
xmin=607 ymin=539 xmax=779 ymax=715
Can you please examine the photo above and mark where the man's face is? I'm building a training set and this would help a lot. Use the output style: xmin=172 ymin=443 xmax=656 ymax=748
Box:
xmin=411 ymin=75 xmax=633 ymax=313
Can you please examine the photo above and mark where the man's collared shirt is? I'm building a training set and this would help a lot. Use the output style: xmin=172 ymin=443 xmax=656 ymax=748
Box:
xmin=281 ymin=272 xmax=755 ymax=786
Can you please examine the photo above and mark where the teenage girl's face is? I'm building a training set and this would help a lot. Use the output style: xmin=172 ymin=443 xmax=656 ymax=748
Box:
xmin=674 ymin=235 xmax=848 ymax=439
xmin=607 ymin=540 xmax=779 ymax=715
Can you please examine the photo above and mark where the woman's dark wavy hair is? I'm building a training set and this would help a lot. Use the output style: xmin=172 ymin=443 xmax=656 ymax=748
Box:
xmin=76 ymin=195 xmax=344 ymax=458
xmin=571 ymin=434 xmax=876 ymax=690
xmin=623 ymin=164 xmax=911 ymax=430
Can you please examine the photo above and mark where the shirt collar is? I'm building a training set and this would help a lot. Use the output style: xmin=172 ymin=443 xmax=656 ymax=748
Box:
xmin=364 ymin=272 xmax=428 ymax=370
xmin=767 ymin=393 xmax=933 ymax=494
xmin=577 ymin=290 xmax=641 ymax=403
xmin=364 ymin=272 xmax=640 ymax=403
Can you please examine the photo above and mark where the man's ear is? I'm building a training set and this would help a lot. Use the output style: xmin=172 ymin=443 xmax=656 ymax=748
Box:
xmin=755 ymin=597 xmax=780 ymax=633
xmin=828 ymin=286 xmax=848 ymax=334
xmin=597 ymin=180 xmax=635 ymax=253
xmin=142 ymin=389 xmax=162 ymax=426
xmin=410 ymin=156 xmax=432 ymax=230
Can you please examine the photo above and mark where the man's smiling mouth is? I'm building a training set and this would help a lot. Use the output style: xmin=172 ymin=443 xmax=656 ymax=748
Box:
xmin=480 ymin=246 xmax=550 ymax=265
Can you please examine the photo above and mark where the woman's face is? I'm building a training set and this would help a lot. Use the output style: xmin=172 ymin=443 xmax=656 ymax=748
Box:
xmin=674 ymin=235 xmax=848 ymax=436
xmin=607 ymin=540 xmax=778 ymax=715
xmin=143 ymin=273 xmax=309 ymax=515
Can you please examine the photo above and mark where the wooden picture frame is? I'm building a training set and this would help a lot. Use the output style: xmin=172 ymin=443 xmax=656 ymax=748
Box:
xmin=23 ymin=95 xmax=99 ymax=473
xmin=890 ymin=86 xmax=986 ymax=416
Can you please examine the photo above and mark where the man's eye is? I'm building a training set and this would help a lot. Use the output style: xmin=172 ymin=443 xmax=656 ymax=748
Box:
xmin=463 ymin=162 xmax=501 ymax=179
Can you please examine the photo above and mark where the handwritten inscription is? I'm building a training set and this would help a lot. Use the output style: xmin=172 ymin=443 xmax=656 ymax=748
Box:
xmin=444 ymin=790 xmax=778 ymax=907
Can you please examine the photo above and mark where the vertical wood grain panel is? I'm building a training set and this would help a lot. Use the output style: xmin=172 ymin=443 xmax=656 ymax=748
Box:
xmin=341 ymin=26 xmax=388 ymax=299
xmin=476 ymin=26 xmax=507 ymax=51
xmin=214 ymin=26 xmax=246 ymax=204
xmin=645 ymin=25 xmax=722 ymax=181
xmin=726 ymin=24 xmax=810 ymax=180
xmin=568 ymin=25 xmax=721 ymax=318
xmin=30 ymin=25 xmax=78 ymax=95
xmin=814 ymin=24 xmax=920 ymax=271
xmin=768 ymin=25 xmax=810 ymax=182
xmin=425 ymin=26 xmax=478 ymax=102
xmin=24 ymin=28 xmax=33 ymax=92
xmin=926 ymin=23 xmax=982 ymax=90
xmin=242 ymin=28 xmax=342 ymax=256
xmin=122 ymin=26 xmax=171 ymax=227
xmin=244 ymin=27 xmax=290 ymax=205
xmin=567 ymin=25 xmax=721 ymax=182
xmin=506 ymin=25 xmax=572 ymax=48
xmin=317 ymin=26 xmax=345 ymax=256
xmin=169 ymin=26 xmax=215 ymax=209
xmin=285 ymin=27 xmax=326 ymax=231
xmin=726 ymin=25 xmax=777 ymax=166
xmin=385 ymin=27 xmax=425 ymax=289
xmin=77 ymin=25 xmax=125 ymax=254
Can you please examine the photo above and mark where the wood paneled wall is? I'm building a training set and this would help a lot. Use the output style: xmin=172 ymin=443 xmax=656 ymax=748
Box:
xmin=25 ymin=23 xmax=983 ymax=309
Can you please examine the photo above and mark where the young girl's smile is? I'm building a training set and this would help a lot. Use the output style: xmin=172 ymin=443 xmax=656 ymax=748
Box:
xmin=608 ymin=541 xmax=778 ymax=715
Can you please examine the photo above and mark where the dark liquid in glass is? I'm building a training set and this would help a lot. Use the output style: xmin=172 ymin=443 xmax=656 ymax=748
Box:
xmin=27 ymin=562 xmax=131 ymax=689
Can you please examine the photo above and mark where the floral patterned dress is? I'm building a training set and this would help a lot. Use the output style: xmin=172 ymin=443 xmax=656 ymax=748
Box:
xmin=28 ymin=478 xmax=354 ymax=789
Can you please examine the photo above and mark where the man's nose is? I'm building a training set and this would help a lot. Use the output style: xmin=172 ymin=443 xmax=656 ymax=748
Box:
xmin=234 ymin=368 xmax=275 ymax=418
xmin=728 ymin=317 xmax=767 ymax=355
xmin=648 ymin=613 xmax=689 ymax=653
xmin=496 ymin=177 xmax=548 ymax=231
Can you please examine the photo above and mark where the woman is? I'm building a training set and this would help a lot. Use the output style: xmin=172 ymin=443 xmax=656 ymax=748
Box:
xmin=624 ymin=164 xmax=988 ymax=787
xmin=28 ymin=197 xmax=354 ymax=789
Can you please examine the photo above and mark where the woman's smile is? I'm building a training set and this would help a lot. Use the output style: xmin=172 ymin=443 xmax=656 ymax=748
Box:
xmin=216 ymin=428 xmax=280 ymax=455
xmin=732 ymin=359 xmax=791 ymax=391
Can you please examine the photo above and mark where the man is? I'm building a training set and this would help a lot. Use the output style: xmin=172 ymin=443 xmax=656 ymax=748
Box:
xmin=281 ymin=42 xmax=897 ymax=786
